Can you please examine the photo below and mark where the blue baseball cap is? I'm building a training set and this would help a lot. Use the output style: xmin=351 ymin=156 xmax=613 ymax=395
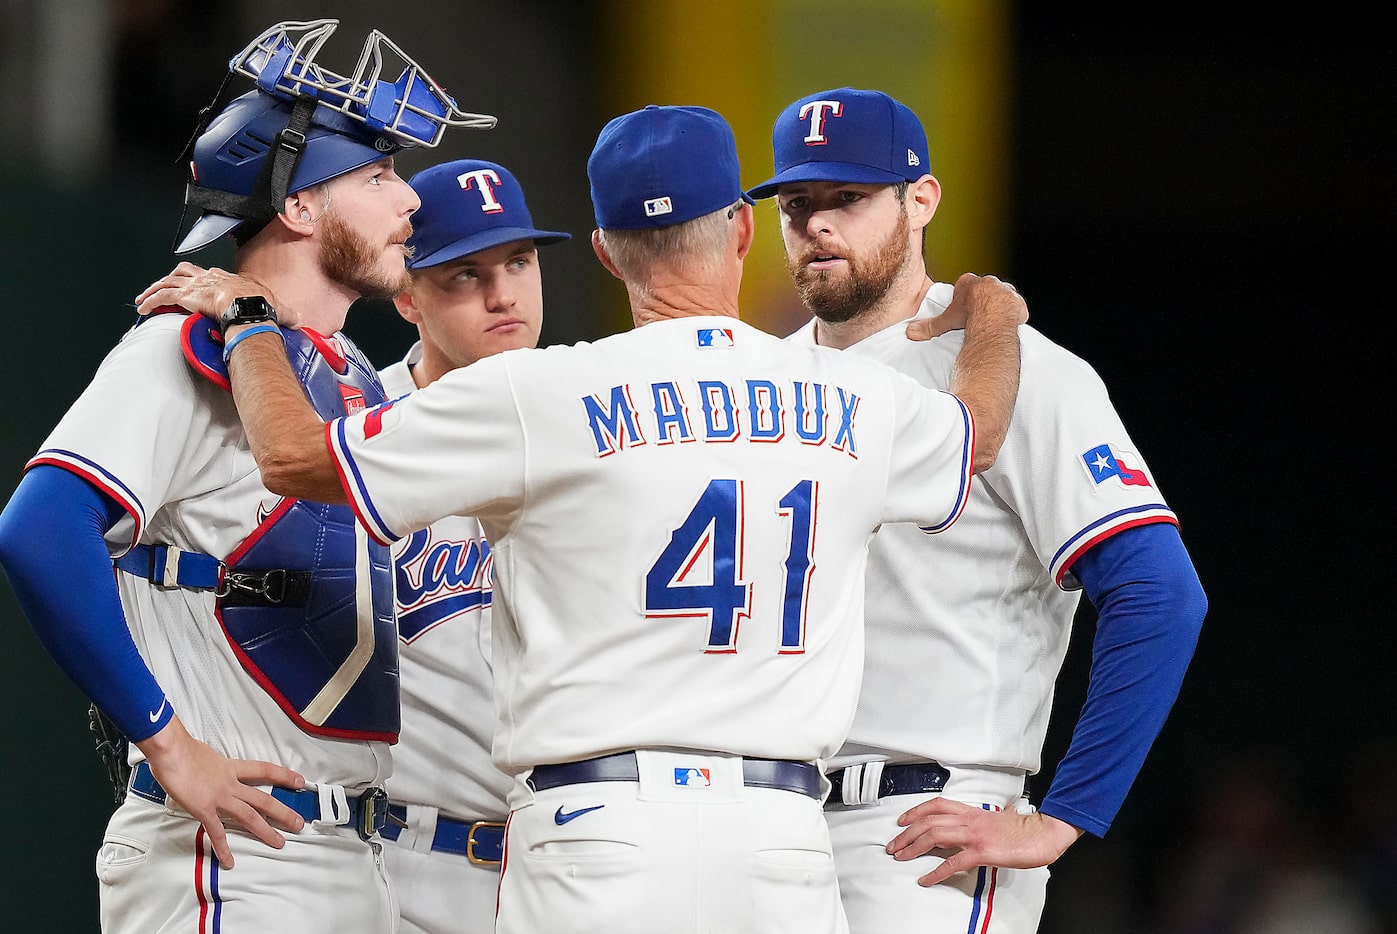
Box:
xmin=405 ymin=159 xmax=570 ymax=270
xmin=747 ymin=88 xmax=930 ymax=200
xmin=588 ymin=104 xmax=754 ymax=230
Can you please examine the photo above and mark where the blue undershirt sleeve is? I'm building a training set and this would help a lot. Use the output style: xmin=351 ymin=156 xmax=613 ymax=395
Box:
xmin=1037 ymin=521 xmax=1207 ymax=837
xmin=0 ymin=465 xmax=172 ymax=742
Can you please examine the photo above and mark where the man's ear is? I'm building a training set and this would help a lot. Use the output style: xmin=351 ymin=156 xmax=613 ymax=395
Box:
xmin=733 ymin=202 xmax=755 ymax=260
xmin=591 ymin=229 xmax=624 ymax=281
xmin=281 ymin=190 xmax=329 ymax=234
xmin=907 ymin=174 xmax=942 ymax=232
xmin=392 ymin=284 xmax=421 ymax=324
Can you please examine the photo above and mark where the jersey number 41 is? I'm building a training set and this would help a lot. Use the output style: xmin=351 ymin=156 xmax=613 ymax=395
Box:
xmin=645 ymin=478 xmax=815 ymax=654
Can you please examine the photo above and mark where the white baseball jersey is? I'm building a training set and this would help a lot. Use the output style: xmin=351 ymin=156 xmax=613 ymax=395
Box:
xmin=380 ymin=345 xmax=512 ymax=821
xmin=789 ymin=283 xmax=1177 ymax=774
xmin=35 ymin=314 xmax=392 ymax=787
xmin=329 ymin=315 xmax=977 ymax=775
xmin=34 ymin=314 xmax=395 ymax=934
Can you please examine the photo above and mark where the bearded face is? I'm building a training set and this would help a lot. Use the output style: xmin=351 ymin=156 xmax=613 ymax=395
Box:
xmin=318 ymin=211 xmax=414 ymax=301
xmin=786 ymin=203 xmax=913 ymax=324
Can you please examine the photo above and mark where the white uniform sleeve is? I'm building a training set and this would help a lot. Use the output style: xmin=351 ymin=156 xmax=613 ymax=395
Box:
xmin=31 ymin=316 xmax=231 ymax=551
xmin=878 ymin=369 xmax=975 ymax=532
xmin=329 ymin=352 xmax=527 ymax=544
xmin=982 ymin=331 xmax=1177 ymax=587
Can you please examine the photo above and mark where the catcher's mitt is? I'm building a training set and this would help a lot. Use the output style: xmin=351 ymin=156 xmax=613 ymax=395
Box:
xmin=88 ymin=703 xmax=131 ymax=805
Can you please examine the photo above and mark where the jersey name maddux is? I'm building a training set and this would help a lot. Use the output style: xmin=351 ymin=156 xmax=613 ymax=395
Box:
xmin=581 ymin=373 xmax=864 ymax=457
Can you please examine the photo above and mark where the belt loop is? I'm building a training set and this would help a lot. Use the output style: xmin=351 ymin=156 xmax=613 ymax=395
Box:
xmin=410 ymin=804 xmax=441 ymax=854
xmin=858 ymin=761 xmax=884 ymax=804
xmin=836 ymin=761 xmax=885 ymax=806
xmin=840 ymin=763 xmax=863 ymax=806
xmin=162 ymin=546 xmax=182 ymax=589
xmin=312 ymin=783 xmax=351 ymax=829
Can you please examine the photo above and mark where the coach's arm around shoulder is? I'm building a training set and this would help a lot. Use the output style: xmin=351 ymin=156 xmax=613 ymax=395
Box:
xmin=937 ymin=273 xmax=1026 ymax=474
xmin=136 ymin=265 xmax=349 ymax=504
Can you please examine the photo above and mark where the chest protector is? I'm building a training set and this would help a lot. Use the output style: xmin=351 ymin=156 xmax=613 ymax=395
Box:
xmin=182 ymin=314 xmax=399 ymax=742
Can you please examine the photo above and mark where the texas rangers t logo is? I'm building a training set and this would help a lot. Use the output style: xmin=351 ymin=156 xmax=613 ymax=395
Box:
xmin=799 ymin=100 xmax=843 ymax=144
xmin=458 ymin=168 xmax=505 ymax=213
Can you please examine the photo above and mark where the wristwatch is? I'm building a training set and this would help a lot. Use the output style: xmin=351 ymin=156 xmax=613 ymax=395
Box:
xmin=219 ymin=295 xmax=278 ymax=330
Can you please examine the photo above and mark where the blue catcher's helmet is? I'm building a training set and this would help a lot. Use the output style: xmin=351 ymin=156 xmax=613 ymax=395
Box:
xmin=175 ymin=19 xmax=496 ymax=255
xmin=177 ymin=91 xmax=403 ymax=254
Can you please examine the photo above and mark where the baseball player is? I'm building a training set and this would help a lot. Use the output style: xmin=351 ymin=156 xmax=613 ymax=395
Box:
xmin=134 ymin=103 xmax=1028 ymax=934
xmin=376 ymin=158 xmax=570 ymax=934
xmin=748 ymin=87 xmax=1209 ymax=932
xmin=0 ymin=20 xmax=490 ymax=933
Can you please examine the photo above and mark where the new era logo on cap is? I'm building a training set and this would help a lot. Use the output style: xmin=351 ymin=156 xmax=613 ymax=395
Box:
xmin=747 ymin=88 xmax=931 ymax=200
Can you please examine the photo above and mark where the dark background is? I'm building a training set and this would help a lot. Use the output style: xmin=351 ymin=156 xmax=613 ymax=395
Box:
xmin=1013 ymin=10 xmax=1393 ymax=933
xmin=2 ymin=3 xmax=1391 ymax=930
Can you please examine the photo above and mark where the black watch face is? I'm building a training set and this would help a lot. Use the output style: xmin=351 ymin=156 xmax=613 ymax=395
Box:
xmin=224 ymin=297 xmax=275 ymax=326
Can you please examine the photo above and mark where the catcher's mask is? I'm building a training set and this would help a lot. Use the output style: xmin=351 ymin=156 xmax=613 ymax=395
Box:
xmin=174 ymin=18 xmax=496 ymax=254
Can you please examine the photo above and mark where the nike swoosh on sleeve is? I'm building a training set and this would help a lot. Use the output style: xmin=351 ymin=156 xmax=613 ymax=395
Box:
xmin=148 ymin=698 xmax=169 ymax=723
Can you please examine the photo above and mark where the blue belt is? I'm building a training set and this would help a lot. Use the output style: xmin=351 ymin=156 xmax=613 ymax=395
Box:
xmin=825 ymin=761 xmax=950 ymax=808
xmin=527 ymin=752 xmax=823 ymax=800
xmin=129 ymin=761 xmax=389 ymax=841
xmin=378 ymin=806 xmax=506 ymax=865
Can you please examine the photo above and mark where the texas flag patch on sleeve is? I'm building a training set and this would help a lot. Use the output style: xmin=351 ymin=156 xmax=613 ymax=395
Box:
xmin=1081 ymin=443 xmax=1152 ymax=488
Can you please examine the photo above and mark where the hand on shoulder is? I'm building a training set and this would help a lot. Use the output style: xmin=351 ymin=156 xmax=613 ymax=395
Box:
xmin=906 ymin=273 xmax=1028 ymax=342
xmin=134 ymin=262 xmax=288 ymax=327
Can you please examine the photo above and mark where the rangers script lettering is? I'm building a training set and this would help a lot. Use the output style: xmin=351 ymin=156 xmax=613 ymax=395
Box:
xmin=582 ymin=378 xmax=859 ymax=457
xmin=393 ymin=526 xmax=492 ymax=642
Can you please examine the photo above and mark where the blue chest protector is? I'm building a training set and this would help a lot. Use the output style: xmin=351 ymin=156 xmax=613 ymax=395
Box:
xmin=174 ymin=314 xmax=399 ymax=741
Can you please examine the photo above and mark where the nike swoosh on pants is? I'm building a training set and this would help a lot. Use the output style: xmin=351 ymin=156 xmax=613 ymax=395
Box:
xmin=554 ymin=804 xmax=605 ymax=825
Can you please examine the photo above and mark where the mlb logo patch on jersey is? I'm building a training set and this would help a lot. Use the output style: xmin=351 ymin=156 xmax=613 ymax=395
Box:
xmin=644 ymin=196 xmax=673 ymax=218
xmin=674 ymin=767 xmax=712 ymax=787
xmin=697 ymin=328 xmax=734 ymax=348
xmin=1081 ymin=443 xmax=1151 ymax=488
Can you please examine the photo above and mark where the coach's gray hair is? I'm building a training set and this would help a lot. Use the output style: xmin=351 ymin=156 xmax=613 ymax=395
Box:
xmin=598 ymin=200 xmax=742 ymax=290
